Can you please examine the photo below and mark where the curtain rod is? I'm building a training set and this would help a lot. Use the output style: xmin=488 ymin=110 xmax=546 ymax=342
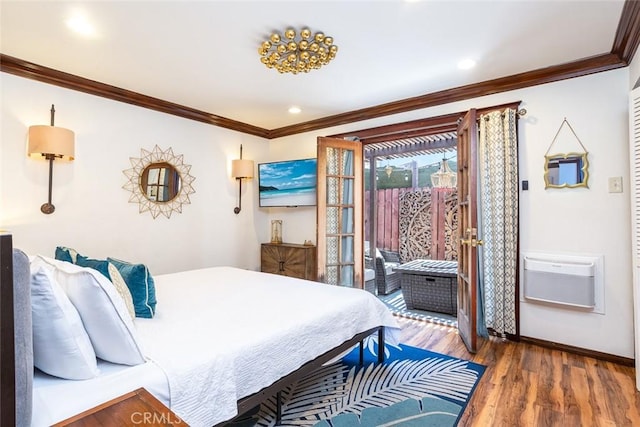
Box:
xmin=480 ymin=107 xmax=527 ymax=121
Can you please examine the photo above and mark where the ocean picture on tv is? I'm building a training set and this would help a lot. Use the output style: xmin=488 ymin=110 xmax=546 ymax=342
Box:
xmin=258 ymin=158 xmax=317 ymax=207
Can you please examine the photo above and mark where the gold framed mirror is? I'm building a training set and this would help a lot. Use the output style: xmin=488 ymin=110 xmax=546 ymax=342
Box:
xmin=544 ymin=152 xmax=589 ymax=189
xmin=123 ymin=145 xmax=195 ymax=218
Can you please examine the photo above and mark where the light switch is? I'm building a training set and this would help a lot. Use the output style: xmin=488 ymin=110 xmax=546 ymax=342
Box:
xmin=608 ymin=177 xmax=623 ymax=193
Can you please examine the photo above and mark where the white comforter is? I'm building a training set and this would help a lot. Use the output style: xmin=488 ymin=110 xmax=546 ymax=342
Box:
xmin=135 ymin=266 xmax=400 ymax=427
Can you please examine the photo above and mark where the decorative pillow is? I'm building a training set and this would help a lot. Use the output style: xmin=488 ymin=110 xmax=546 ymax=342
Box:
xmin=31 ymin=255 xmax=146 ymax=366
xmin=30 ymin=265 xmax=99 ymax=380
xmin=76 ymin=255 xmax=136 ymax=320
xmin=107 ymin=263 xmax=136 ymax=320
xmin=55 ymin=246 xmax=79 ymax=264
xmin=107 ymin=257 xmax=157 ymax=318
xmin=75 ymin=254 xmax=110 ymax=278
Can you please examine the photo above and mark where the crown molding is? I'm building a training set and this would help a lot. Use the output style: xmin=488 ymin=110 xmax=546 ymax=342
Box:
xmin=611 ymin=0 xmax=640 ymax=64
xmin=0 ymin=54 xmax=270 ymax=139
xmin=1 ymin=0 xmax=638 ymax=139
xmin=268 ymin=54 xmax=623 ymax=139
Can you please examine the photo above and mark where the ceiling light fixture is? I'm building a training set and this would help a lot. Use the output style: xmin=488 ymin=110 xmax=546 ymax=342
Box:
xmin=458 ymin=59 xmax=476 ymax=70
xmin=65 ymin=12 xmax=96 ymax=37
xmin=259 ymin=27 xmax=338 ymax=74
xmin=288 ymin=106 xmax=302 ymax=114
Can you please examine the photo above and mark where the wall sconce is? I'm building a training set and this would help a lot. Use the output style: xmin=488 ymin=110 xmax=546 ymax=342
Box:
xmin=231 ymin=144 xmax=254 ymax=214
xmin=28 ymin=105 xmax=75 ymax=214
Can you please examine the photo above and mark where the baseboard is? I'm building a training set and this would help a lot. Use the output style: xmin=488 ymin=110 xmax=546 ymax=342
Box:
xmin=520 ymin=336 xmax=634 ymax=367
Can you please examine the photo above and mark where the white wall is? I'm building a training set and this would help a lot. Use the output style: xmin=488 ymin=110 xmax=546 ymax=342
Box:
xmin=268 ymin=69 xmax=634 ymax=358
xmin=630 ymin=50 xmax=640 ymax=90
xmin=1 ymin=73 xmax=270 ymax=274
xmin=2 ymin=67 xmax=633 ymax=358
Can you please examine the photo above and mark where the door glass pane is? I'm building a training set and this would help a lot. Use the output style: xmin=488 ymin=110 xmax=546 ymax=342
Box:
xmin=340 ymin=265 xmax=354 ymax=287
xmin=327 ymin=177 xmax=339 ymax=204
xmin=327 ymin=266 xmax=338 ymax=286
xmin=341 ymin=236 xmax=354 ymax=262
xmin=327 ymin=207 xmax=339 ymax=234
xmin=327 ymin=236 xmax=339 ymax=264
xmin=342 ymin=150 xmax=354 ymax=175
xmin=318 ymin=137 xmax=362 ymax=288
xmin=327 ymin=147 xmax=339 ymax=175
xmin=342 ymin=178 xmax=354 ymax=204
xmin=341 ymin=208 xmax=353 ymax=233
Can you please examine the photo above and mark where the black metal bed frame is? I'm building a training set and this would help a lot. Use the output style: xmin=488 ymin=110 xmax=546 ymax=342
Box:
xmin=223 ymin=326 xmax=386 ymax=426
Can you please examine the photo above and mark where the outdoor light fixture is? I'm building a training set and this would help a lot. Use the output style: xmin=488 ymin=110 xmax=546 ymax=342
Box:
xmin=28 ymin=105 xmax=75 ymax=214
xmin=385 ymin=163 xmax=393 ymax=178
xmin=259 ymin=27 xmax=338 ymax=74
xmin=231 ymin=144 xmax=254 ymax=214
xmin=431 ymin=157 xmax=457 ymax=188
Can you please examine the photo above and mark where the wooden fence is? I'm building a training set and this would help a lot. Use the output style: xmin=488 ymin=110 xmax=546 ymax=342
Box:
xmin=365 ymin=187 xmax=457 ymax=261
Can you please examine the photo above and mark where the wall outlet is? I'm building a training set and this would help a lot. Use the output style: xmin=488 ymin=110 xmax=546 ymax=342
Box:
xmin=608 ymin=176 xmax=623 ymax=193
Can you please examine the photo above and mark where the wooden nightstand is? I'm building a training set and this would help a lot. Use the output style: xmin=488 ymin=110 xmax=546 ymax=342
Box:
xmin=261 ymin=242 xmax=316 ymax=280
xmin=53 ymin=388 xmax=184 ymax=426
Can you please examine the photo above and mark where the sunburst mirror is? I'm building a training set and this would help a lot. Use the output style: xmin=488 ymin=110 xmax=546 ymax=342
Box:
xmin=123 ymin=145 xmax=195 ymax=219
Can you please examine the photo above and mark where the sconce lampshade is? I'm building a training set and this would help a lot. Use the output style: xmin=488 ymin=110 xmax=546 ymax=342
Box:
xmin=28 ymin=125 xmax=75 ymax=160
xmin=232 ymin=159 xmax=254 ymax=179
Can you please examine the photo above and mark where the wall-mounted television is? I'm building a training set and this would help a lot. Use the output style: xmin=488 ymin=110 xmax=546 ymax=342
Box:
xmin=258 ymin=158 xmax=317 ymax=207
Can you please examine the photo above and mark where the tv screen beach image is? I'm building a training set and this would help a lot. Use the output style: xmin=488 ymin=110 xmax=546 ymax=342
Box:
xmin=259 ymin=158 xmax=317 ymax=207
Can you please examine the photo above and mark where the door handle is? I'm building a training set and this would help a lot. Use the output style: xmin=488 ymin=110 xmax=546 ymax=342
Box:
xmin=460 ymin=237 xmax=484 ymax=247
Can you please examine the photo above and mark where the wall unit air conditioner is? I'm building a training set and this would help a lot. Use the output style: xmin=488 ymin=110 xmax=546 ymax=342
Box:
xmin=523 ymin=255 xmax=597 ymax=309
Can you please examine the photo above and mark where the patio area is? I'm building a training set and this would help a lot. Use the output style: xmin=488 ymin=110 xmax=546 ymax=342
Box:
xmin=379 ymin=289 xmax=457 ymax=328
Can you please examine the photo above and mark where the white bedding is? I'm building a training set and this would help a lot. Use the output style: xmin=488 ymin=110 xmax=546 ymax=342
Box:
xmin=32 ymin=359 xmax=169 ymax=426
xmin=32 ymin=266 xmax=400 ymax=427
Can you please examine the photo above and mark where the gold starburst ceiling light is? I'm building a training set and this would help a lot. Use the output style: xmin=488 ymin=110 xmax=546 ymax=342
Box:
xmin=259 ymin=27 xmax=338 ymax=74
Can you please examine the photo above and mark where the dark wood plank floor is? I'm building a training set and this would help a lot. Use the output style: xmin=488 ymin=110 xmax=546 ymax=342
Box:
xmin=396 ymin=317 xmax=640 ymax=426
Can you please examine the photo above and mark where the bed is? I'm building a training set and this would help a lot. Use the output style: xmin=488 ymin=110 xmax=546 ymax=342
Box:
xmin=0 ymin=235 xmax=400 ymax=426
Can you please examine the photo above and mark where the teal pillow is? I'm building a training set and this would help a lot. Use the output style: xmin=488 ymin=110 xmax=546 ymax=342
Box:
xmin=76 ymin=255 xmax=110 ymax=279
xmin=55 ymin=246 xmax=79 ymax=264
xmin=107 ymin=257 xmax=156 ymax=318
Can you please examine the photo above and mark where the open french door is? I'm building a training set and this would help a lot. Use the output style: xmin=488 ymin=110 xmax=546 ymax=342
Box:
xmin=316 ymin=137 xmax=364 ymax=287
xmin=457 ymin=110 xmax=479 ymax=353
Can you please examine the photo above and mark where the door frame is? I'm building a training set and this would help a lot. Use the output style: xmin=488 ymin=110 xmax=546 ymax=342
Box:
xmin=327 ymin=102 xmax=522 ymax=343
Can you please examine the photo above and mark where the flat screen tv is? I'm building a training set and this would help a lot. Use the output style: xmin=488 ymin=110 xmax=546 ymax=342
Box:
xmin=258 ymin=158 xmax=317 ymax=207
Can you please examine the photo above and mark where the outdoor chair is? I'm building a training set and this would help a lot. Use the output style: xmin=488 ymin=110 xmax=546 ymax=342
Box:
xmin=372 ymin=249 xmax=401 ymax=295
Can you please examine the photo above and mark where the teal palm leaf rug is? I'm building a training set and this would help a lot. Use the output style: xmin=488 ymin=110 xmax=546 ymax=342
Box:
xmin=230 ymin=338 xmax=485 ymax=427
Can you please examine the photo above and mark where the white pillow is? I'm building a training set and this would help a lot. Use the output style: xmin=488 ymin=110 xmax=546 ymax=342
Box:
xmin=30 ymin=266 xmax=99 ymax=379
xmin=31 ymin=255 xmax=146 ymax=366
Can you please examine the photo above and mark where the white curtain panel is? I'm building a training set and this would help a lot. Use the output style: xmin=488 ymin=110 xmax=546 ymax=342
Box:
xmin=478 ymin=108 xmax=518 ymax=335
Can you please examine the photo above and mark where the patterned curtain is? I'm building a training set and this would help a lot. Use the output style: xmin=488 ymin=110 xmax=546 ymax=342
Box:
xmin=477 ymin=108 xmax=518 ymax=336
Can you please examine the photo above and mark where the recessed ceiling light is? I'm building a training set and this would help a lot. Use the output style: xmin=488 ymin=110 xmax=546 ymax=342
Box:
xmin=65 ymin=12 xmax=96 ymax=37
xmin=288 ymin=106 xmax=302 ymax=114
xmin=458 ymin=59 xmax=476 ymax=70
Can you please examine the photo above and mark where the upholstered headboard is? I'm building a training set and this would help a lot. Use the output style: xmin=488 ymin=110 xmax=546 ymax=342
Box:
xmin=0 ymin=234 xmax=32 ymax=427
xmin=13 ymin=247 xmax=33 ymax=426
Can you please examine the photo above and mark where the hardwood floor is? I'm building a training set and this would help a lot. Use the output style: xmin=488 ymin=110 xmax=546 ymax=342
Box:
xmin=396 ymin=317 xmax=640 ymax=426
